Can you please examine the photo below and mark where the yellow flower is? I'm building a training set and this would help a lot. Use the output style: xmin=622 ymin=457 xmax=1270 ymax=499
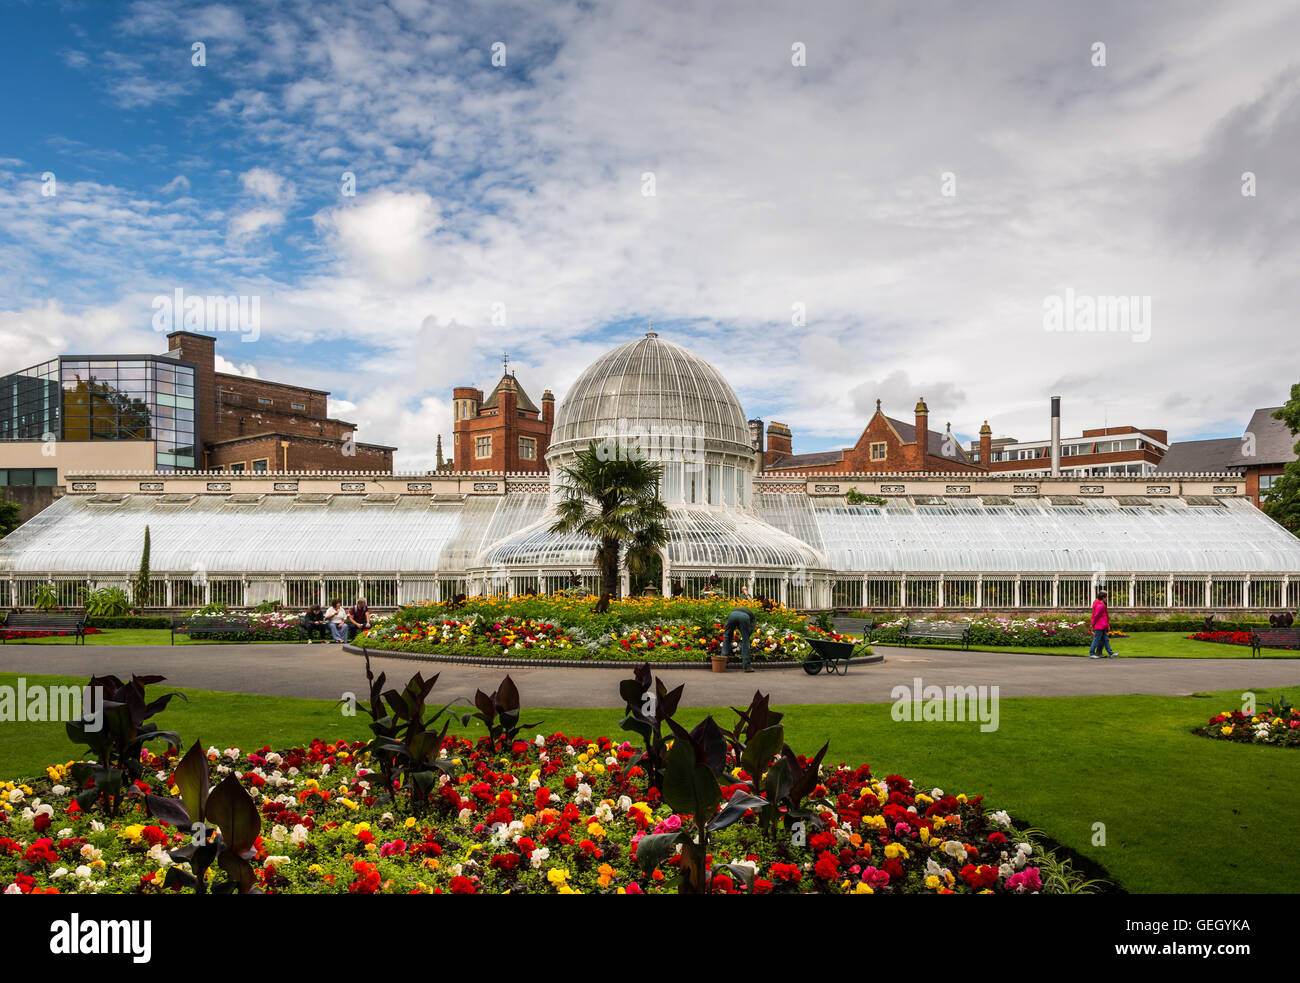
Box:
xmin=405 ymin=817 xmax=417 ymax=829
xmin=884 ymin=843 xmax=909 ymax=860
xmin=926 ymin=875 xmax=941 ymax=890
xmin=853 ymin=882 xmax=873 ymax=894
xmin=547 ymin=868 xmax=570 ymax=887
xmin=339 ymin=798 xmax=359 ymax=811
xmin=587 ymin=822 xmax=605 ymax=839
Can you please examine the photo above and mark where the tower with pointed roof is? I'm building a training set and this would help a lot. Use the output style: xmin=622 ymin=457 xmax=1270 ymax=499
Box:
xmin=451 ymin=368 xmax=554 ymax=473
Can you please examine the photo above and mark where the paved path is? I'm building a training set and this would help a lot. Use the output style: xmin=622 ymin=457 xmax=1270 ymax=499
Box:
xmin=3 ymin=643 xmax=1299 ymax=707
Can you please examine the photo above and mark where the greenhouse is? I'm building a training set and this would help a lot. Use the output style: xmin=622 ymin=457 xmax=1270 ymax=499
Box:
xmin=1 ymin=331 xmax=1298 ymax=612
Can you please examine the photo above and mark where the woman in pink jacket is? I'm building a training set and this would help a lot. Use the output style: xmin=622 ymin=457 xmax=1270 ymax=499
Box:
xmin=1089 ymin=590 xmax=1116 ymax=659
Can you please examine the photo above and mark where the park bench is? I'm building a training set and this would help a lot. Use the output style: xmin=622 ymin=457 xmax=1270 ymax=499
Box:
xmin=1 ymin=611 xmax=88 ymax=644
xmin=899 ymin=619 xmax=971 ymax=650
xmin=802 ymin=623 xmax=876 ymax=675
xmin=171 ymin=614 xmax=251 ymax=645
xmin=1250 ymin=627 xmax=1300 ymax=658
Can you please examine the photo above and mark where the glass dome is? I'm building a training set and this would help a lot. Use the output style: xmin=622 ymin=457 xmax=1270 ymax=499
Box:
xmin=546 ymin=331 xmax=754 ymax=467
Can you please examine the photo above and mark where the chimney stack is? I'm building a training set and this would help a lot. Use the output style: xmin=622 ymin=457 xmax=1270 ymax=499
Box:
xmin=1050 ymin=396 xmax=1062 ymax=476
xmin=979 ymin=420 xmax=992 ymax=471
xmin=914 ymin=397 xmax=929 ymax=470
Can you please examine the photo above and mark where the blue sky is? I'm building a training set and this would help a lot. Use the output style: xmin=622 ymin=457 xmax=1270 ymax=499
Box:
xmin=2 ymin=0 xmax=1298 ymax=470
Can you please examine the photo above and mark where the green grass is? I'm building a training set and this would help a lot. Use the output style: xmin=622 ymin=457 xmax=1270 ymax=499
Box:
xmin=2 ymin=629 xmax=310 ymax=646
xmin=2 ymin=670 xmax=1297 ymax=894
xmin=867 ymin=630 xmax=1296 ymax=658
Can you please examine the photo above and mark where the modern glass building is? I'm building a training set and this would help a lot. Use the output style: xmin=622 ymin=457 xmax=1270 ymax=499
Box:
xmin=0 ymin=354 xmax=198 ymax=470
xmin=0 ymin=332 xmax=1298 ymax=611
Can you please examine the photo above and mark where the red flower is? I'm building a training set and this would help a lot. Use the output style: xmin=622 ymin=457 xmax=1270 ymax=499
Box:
xmin=813 ymin=851 xmax=840 ymax=880
xmin=449 ymin=875 xmax=477 ymax=895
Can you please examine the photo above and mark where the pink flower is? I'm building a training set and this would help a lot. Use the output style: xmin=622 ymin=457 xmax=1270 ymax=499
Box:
xmin=1005 ymin=867 xmax=1042 ymax=893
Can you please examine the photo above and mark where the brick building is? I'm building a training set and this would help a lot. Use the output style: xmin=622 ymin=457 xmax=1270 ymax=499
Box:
xmin=167 ymin=332 xmax=395 ymax=472
xmin=1158 ymin=405 xmax=1296 ymax=508
xmin=971 ymin=425 xmax=1169 ymax=476
xmin=452 ymin=371 xmax=554 ymax=473
xmin=757 ymin=398 xmax=987 ymax=474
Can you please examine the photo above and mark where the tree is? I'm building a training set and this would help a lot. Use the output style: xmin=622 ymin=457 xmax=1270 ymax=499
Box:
xmin=133 ymin=525 xmax=152 ymax=608
xmin=0 ymin=496 xmax=22 ymax=538
xmin=549 ymin=445 xmax=670 ymax=604
xmin=1261 ymin=383 xmax=1300 ymax=535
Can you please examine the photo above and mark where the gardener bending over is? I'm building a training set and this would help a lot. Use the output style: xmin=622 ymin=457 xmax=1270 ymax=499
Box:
xmin=724 ymin=607 xmax=757 ymax=673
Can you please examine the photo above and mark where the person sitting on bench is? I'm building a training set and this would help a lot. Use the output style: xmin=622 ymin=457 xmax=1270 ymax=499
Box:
xmin=301 ymin=604 xmax=329 ymax=643
xmin=347 ymin=598 xmax=373 ymax=641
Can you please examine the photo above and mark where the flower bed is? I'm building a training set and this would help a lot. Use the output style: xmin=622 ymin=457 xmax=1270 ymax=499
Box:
xmin=360 ymin=595 xmax=852 ymax=663
xmin=1 ymin=627 xmax=102 ymax=641
xmin=0 ymin=665 xmax=1091 ymax=895
xmin=1197 ymin=703 xmax=1300 ymax=747
xmin=870 ymin=615 xmax=1091 ymax=648
xmin=1 ymin=738 xmax=1056 ymax=895
xmin=1187 ymin=631 xmax=1254 ymax=647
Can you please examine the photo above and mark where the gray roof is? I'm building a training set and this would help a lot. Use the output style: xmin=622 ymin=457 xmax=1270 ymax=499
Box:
xmin=886 ymin=417 xmax=972 ymax=464
xmin=767 ymin=450 xmax=845 ymax=469
xmin=1155 ymin=437 xmax=1243 ymax=474
xmin=1228 ymin=407 xmax=1297 ymax=466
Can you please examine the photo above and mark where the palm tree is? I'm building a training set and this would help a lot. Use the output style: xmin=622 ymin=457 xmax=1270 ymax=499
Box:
xmin=549 ymin=445 xmax=671 ymax=606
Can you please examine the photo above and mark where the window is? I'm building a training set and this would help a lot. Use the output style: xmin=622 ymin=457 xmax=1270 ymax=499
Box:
xmin=229 ymin=462 xmax=245 ymax=473
xmin=475 ymin=436 xmax=492 ymax=458
xmin=519 ymin=437 xmax=536 ymax=460
xmin=252 ymin=459 xmax=269 ymax=473
xmin=290 ymin=402 xmax=305 ymax=411
xmin=0 ymin=468 xmax=57 ymax=486
xmin=870 ymin=442 xmax=887 ymax=461
xmin=258 ymin=397 xmax=272 ymax=406
xmin=1259 ymin=473 xmax=1280 ymax=492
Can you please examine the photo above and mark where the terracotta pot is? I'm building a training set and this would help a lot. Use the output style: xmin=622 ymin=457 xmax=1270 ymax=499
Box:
xmin=710 ymin=656 xmax=729 ymax=673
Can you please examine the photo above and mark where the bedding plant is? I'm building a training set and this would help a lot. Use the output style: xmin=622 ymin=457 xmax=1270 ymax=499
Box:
xmin=0 ymin=662 xmax=1097 ymax=895
xmin=869 ymin=615 xmax=1091 ymax=648
xmin=357 ymin=594 xmax=855 ymax=664
xmin=1197 ymin=695 xmax=1300 ymax=747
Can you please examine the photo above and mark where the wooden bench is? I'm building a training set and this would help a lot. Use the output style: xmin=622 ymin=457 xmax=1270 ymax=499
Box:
xmin=1250 ymin=627 xmax=1300 ymax=658
xmin=1 ymin=612 xmax=88 ymax=644
xmin=171 ymin=615 xmax=251 ymax=645
xmin=900 ymin=620 xmax=972 ymax=650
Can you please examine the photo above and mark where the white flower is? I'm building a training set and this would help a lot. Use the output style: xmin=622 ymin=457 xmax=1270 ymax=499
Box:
xmin=90 ymin=820 xmax=105 ymax=833
xmin=942 ymin=840 xmax=966 ymax=859
xmin=931 ymin=788 xmax=944 ymax=799
xmin=148 ymin=844 xmax=172 ymax=867
xmin=290 ymin=825 xmax=310 ymax=846
xmin=990 ymin=810 xmax=1012 ymax=828
xmin=265 ymin=855 xmax=291 ymax=866
xmin=52 ymin=785 xmax=68 ymax=796
xmin=74 ymin=865 xmax=92 ymax=879
xmin=530 ymin=846 xmax=550 ymax=869
xmin=1017 ymin=841 xmax=1033 ymax=856
xmin=56 ymin=827 xmax=73 ymax=839
xmin=270 ymin=824 xmax=289 ymax=843
xmin=457 ymin=808 xmax=474 ymax=824
xmin=80 ymin=844 xmax=102 ymax=862
xmin=925 ymin=858 xmax=943 ymax=876
xmin=7 ymin=788 xmax=24 ymax=804
xmin=51 ymin=867 xmax=69 ymax=879
xmin=4 ymin=884 xmax=21 ymax=894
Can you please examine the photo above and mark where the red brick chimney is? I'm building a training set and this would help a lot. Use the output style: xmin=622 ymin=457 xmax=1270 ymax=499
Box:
xmin=979 ymin=420 xmax=992 ymax=471
xmin=913 ymin=397 xmax=929 ymax=470
xmin=499 ymin=376 xmax=518 ymax=470
xmin=765 ymin=422 xmax=792 ymax=467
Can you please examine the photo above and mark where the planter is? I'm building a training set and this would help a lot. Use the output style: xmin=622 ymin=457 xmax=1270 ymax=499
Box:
xmin=710 ymin=655 xmax=729 ymax=673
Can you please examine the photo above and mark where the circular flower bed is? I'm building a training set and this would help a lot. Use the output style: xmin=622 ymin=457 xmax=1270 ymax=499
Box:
xmin=1197 ymin=703 xmax=1300 ymax=747
xmin=0 ymin=737 xmax=1055 ymax=895
xmin=359 ymin=595 xmax=854 ymax=663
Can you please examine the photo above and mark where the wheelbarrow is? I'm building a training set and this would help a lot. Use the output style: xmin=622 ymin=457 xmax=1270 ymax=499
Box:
xmin=802 ymin=636 xmax=872 ymax=675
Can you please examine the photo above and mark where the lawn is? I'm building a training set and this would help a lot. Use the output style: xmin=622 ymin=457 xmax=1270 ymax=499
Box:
xmin=1 ymin=670 xmax=1297 ymax=894
xmin=869 ymin=630 xmax=1297 ymax=659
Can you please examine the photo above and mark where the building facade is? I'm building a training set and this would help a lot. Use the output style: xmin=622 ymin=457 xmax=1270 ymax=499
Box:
xmin=0 ymin=332 xmax=395 ymax=485
xmin=969 ymin=425 xmax=1169 ymax=476
xmin=452 ymin=372 xmax=554 ymax=473
xmin=757 ymin=398 xmax=989 ymax=475
xmin=1158 ymin=405 xmax=1297 ymax=508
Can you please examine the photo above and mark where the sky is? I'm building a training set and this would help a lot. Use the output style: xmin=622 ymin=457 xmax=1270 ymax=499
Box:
xmin=1 ymin=0 xmax=1298 ymax=471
